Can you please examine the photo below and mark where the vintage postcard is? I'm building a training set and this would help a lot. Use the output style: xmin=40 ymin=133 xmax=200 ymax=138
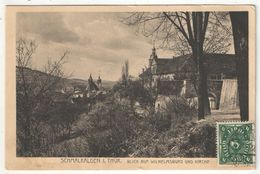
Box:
xmin=5 ymin=5 xmax=255 ymax=169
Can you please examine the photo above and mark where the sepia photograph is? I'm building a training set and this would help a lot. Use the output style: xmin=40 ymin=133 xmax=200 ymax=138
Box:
xmin=5 ymin=5 xmax=255 ymax=169
xmin=15 ymin=10 xmax=251 ymax=157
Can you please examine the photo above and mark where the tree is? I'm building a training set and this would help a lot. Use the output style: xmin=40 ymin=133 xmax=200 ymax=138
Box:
xmin=16 ymin=38 xmax=37 ymax=155
xmin=121 ymin=60 xmax=129 ymax=87
xmin=16 ymin=38 xmax=69 ymax=156
xmin=230 ymin=12 xmax=249 ymax=121
xmin=193 ymin=12 xmax=210 ymax=120
xmin=125 ymin=12 xmax=231 ymax=119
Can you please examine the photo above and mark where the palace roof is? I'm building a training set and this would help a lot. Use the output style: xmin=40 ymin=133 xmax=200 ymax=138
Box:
xmin=140 ymin=53 xmax=236 ymax=77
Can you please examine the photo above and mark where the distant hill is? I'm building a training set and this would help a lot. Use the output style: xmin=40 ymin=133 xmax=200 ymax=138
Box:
xmin=67 ymin=78 xmax=116 ymax=90
xmin=100 ymin=80 xmax=117 ymax=89
xmin=16 ymin=66 xmax=116 ymax=90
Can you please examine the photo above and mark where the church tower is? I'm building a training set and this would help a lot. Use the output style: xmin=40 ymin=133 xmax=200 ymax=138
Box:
xmin=149 ymin=46 xmax=158 ymax=68
xmin=86 ymin=73 xmax=98 ymax=91
xmin=88 ymin=73 xmax=93 ymax=83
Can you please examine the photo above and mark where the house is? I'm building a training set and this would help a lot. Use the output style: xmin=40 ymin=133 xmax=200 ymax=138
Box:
xmin=139 ymin=47 xmax=239 ymax=111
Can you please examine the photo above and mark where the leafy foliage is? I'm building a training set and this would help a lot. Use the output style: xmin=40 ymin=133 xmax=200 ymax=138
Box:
xmin=112 ymin=79 xmax=155 ymax=107
xmin=82 ymin=98 xmax=136 ymax=157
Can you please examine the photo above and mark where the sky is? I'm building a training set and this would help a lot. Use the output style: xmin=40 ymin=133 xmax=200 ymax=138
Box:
xmin=16 ymin=12 xmax=173 ymax=81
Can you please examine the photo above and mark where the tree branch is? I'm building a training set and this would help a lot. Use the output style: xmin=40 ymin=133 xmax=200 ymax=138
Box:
xmin=163 ymin=12 xmax=191 ymax=46
xmin=185 ymin=12 xmax=194 ymax=45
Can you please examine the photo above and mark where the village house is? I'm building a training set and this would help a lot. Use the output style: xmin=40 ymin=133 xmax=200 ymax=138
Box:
xmin=139 ymin=47 xmax=239 ymax=111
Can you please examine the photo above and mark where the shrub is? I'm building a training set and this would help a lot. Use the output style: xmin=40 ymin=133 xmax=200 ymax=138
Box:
xmin=164 ymin=96 xmax=197 ymax=127
xmin=112 ymin=79 xmax=155 ymax=108
xmin=149 ymin=96 xmax=196 ymax=132
xmin=184 ymin=123 xmax=216 ymax=157
xmin=82 ymin=98 xmax=135 ymax=157
xmin=147 ymin=113 xmax=171 ymax=132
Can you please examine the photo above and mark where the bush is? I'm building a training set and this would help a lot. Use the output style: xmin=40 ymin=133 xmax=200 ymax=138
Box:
xmin=16 ymin=98 xmax=87 ymax=157
xmin=112 ymin=79 xmax=155 ymax=107
xmin=149 ymin=96 xmax=196 ymax=132
xmin=164 ymin=96 xmax=197 ymax=127
xmin=147 ymin=113 xmax=171 ymax=132
xmin=125 ymin=96 xmax=198 ymax=157
xmin=184 ymin=123 xmax=216 ymax=157
xmin=82 ymin=98 xmax=136 ymax=157
xmin=51 ymin=136 xmax=89 ymax=157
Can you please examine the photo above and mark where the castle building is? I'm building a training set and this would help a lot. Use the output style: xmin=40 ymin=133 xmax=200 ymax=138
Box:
xmin=139 ymin=47 xmax=239 ymax=111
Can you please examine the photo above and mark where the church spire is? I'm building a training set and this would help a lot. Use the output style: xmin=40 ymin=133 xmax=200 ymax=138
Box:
xmin=149 ymin=46 xmax=158 ymax=67
xmin=88 ymin=73 xmax=93 ymax=82
xmin=151 ymin=40 xmax=157 ymax=59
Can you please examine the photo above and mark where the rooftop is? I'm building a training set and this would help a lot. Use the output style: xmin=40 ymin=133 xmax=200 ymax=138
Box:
xmin=140 ymin=53 xmax=237 ymax=77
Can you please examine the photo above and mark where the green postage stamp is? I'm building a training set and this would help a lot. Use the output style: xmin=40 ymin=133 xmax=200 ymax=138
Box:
xmin=217 ymin=122 xmax=255 ymax=165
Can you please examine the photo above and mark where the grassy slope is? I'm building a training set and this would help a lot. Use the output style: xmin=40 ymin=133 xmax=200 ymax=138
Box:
xmin=130 ymin=110 xmax=240 ymax=157
xmin=52 ymin=110 xmax=240 ymax=157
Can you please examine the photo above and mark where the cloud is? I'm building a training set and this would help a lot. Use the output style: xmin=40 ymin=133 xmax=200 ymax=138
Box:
xmin=16 ymin=12 xmax=173 ymax=81
xmin=17 ymin=13 xmax=79 ymax=43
